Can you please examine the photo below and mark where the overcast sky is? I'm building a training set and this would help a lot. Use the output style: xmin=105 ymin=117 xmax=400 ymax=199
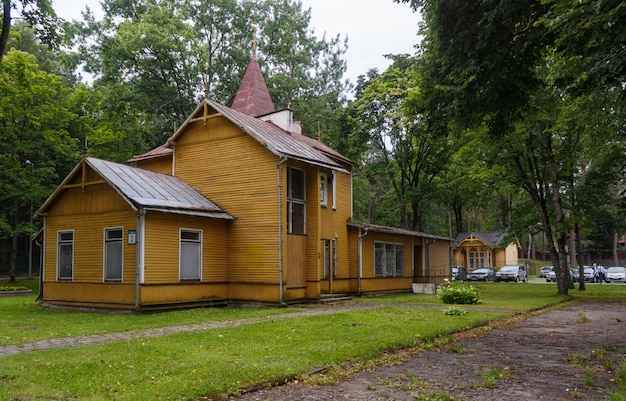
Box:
xmin=51 ymin=0 xmax=421 ymax=84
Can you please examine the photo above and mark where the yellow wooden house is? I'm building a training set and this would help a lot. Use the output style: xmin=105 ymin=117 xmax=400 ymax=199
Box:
xmin=452 ymin=231 xmax=519 ymax=271
xmin=37 ymin=58 xmax=452 ymax=311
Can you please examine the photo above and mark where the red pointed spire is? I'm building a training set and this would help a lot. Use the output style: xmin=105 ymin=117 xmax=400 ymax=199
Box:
xmin=231 ymin=58 xmax=275 ymax=117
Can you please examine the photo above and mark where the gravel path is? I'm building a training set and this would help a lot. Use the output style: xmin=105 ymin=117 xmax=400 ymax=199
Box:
xmin=234 ymin=301 xmax=626 ymax=401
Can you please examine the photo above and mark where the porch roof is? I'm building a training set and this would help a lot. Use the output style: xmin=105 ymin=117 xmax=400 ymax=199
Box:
xmin=347 ymin=222 xmax=452 ymax=241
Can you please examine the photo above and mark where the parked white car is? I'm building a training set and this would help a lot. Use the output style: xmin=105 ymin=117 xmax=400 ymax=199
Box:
xmin=495 ymin=265 xmax=527 ymax=282
xmin=605 ymin=266 xmax=626 ymax=283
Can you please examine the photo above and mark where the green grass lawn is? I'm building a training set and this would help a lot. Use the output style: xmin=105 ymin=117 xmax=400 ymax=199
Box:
xmin=1 ymin=279 xmax=625 ymax=400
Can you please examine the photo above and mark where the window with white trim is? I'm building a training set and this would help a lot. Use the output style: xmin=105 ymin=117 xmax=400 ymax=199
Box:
xmin=323 ymin=238 xmax=338 ymax=278
xmin=104 ymin=228 xmax=123 ymax=281
xmin=331 ymin=170 xmax=336 ymax=209
xmin=57 ymin=231 xmax=74 ymax=280
xmin=374 ymin=241 xmax=404 ymax=277
xmin=320 ymin=173 xmax=328 ymax=207
xmin=469 ymin=251 xmax=492 ymax=270
xmin=287 ymin=167 xmax=306 ymax=234
xmin=180 ymin=229 xmax=201 ymax=281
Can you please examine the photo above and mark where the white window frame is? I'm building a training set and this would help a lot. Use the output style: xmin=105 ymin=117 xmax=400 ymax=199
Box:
xmin=287 ymin=167 xmax=306 ymax=235
xmin=57 ymin=230 xmax=74 ymax=280
xmin=104 ymin=227 xmax=123 ymax=282
xmin=374 ymin=241 xmax=404 ymax=277
xmin=331 ymin=170 xmax=337 ymax=210
xmin=320 ymin=173 xmax=328 ymax=207
xmin=469 ymin=251 xmax=492 ymax=270
xmin=179 ymin=229 xmax=202 ymax=281
xmin=322 ymin=238 xmax=338 ymax=279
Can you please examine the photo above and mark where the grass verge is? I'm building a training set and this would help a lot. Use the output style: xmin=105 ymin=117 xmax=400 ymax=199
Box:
xmin=1 ymin=279 xmax=625 ymax=400
xmin=0 ymin=307 xmax=503 ymax=400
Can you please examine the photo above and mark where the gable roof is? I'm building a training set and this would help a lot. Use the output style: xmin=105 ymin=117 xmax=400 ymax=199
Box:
xmin=166 ymin=99 xmax=356 ymax=172
xmin=230 ymin=58 xmax=275 ymax=117
xmin=454 ymin=231 xmax=510 ymax=248
xmin=38 ymin=157 xmax=233 ymax=220
xmin=127 ymin=144 xmax=172 ymax=163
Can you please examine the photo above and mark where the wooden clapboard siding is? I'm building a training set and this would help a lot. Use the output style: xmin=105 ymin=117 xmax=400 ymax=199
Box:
xmin=44 ymin=205 xmax=137 ymax=286
xmin=227 ymin=283 xmax=280 ymax=303
xmin=47 ymin=183 xmax=134 ymax=216
xmin=304 ymin=165 xmax=320 ymax=288
xmin=428 ymin=240 xmax=452 ymax=282
xmin=135 ymin=156 xmax=173 ymax=175
xmin=172 ymin=119 xmax=280 ymax=284
xmin=332 ymin=171 xmax=352 ymax=279
xmin=43 ymin=282 xmax=135 ymax=307
xmin=360 ymin=277 xmax=414 ymax=293
xmin=143 ymin=212 xmax=229 ymax=284
xmin=140 ymin=283 xmax=227 ymax=304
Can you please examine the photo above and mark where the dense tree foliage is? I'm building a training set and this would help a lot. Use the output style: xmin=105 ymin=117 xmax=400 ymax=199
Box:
xmin=397 ymin=0 xmax=626 ymax=294
xmin=0 ymin=0 xmax=61 ymax=63
xmin=0 ymin=50 xmax=81 ymax=280
xmin=67 ymin=0 xmax=348 ymax=159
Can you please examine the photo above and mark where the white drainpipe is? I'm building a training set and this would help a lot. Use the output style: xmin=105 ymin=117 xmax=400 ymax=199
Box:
xmin=135 ymin=208 xmax=146 ymax=311
xmin=277 ymin=156 xmax=288 ymax=306
xmin=358 ymin=227 xmax=368 ymax=295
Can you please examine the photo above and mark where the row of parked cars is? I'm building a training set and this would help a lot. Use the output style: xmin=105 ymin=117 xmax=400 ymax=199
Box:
xmin=452 ymin=265 xmax=528 ymax=282
xmin=543 ymin=265 xmax=626 ymax=283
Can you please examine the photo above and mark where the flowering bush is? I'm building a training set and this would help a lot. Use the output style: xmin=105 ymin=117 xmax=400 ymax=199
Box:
xmin=0 ymin=286 xmax=29 ymax=292
xmin=437 ymin=280 xmax=481 ymax=305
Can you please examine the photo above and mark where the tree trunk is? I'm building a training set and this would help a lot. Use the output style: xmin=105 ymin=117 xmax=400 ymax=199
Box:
xmin=9 ymin=199 xmax=18 ymax=283
xmin=0 ymin=0 xmax=11 ymax=64
xmin=613 ymin=231 xmax=619 ymax=266
xmin=569 ymin=229 xmax=577 ymax=268
xmin=575 ymin=224 xmax=585 ymax=290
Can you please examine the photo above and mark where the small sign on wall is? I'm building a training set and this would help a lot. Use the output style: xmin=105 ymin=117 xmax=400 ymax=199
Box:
xmin=128 ymin=230 xmax=137 ymax=244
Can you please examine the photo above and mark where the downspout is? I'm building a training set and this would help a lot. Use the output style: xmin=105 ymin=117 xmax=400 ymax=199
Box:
xmin=357 ymin=227 xmax=368 ymax=295
xmin=135 ymin=208 xmax=146 ymax=311
xmin=277 ymin=156 xmax=288 ymax=306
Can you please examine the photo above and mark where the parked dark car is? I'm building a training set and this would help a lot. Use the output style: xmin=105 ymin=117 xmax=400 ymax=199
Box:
xmin=466 ymin=267 xmax=496 ymax=282
xmin=539 ymin=266 xmax=553 ymax=278
xmin=452 ymin=266 xmax=468 ymax=281
xmin=570 ymin=267 xmax=581 ymax=283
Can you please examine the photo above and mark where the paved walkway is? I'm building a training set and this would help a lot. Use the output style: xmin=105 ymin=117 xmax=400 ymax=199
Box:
xmin=0 ymin=303 xmax=388 ymax=357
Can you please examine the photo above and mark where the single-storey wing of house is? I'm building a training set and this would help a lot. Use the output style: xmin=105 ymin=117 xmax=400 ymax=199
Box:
xmin=453 ymin=231 xmax=519 ymax=271
xmin=36 ymin=57 xmax=452 ymax=311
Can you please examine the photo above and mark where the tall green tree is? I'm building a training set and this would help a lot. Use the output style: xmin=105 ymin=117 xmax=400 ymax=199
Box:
xmin=0 ymin=0 xmax=61 ymax=63
xmin=67 ymin=0 xmax=348 ymax=158
xmin=344 ymin=55 xmax=451 ymax=231
xmin=0 ymin=50 xmax=81 ymax=281
xmin=398 ymin=0 xmax=626 ymax=294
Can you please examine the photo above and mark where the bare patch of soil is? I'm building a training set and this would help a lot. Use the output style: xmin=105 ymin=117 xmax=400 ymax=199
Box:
xmin=234 ymin=302 xmax=626 ymax=401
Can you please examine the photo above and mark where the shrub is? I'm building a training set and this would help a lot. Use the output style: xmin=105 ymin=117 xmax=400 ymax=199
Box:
xmin=437 ymin=281 xmax=481 ymax=305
